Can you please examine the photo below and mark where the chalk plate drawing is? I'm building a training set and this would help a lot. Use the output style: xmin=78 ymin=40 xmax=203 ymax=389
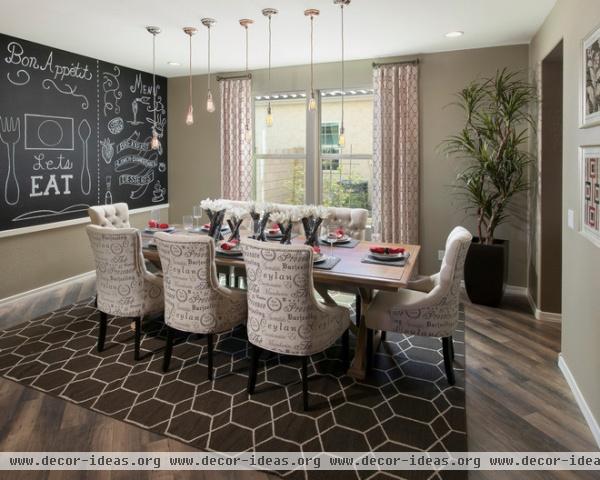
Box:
xmin=102 ymin=66 xmax=122 ymax=117
xmin=24 ymin=114 xmax=74 ymax=151
xmin=0 ymin=115 xmax=21 ymax=205
xmin=107 ymin=116 xmax=124 ymax=135
xmin=42 ymin=79 xmax=89 ymax=110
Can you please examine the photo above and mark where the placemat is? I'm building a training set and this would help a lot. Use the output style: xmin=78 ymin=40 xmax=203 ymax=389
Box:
xmin=313 ymin=256 xmax=342 ymax=270
xmin=360 ymin=252 xmax=411 ymax=267
xmin=318 ymin=238 xmax=360 ymax=248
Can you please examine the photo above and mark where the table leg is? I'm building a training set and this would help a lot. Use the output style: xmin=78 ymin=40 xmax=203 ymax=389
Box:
xmin=347 ymin=287 xmax=373 ymax=380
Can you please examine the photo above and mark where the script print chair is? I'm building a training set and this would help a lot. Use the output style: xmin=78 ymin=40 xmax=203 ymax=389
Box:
xmin=154 ymin=233 xmax=247 ymax=380
xmin=365 ymin=226 xmax=473 ymax=385
xmin=240 ymin=238 xmax=351 ymax=411
xmin=88 ymin=203 xmax=131 ymax=228
xmin=86 ymin=225 xmax=164 ymax=360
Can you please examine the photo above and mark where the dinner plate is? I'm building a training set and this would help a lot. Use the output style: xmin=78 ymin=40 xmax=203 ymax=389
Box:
xmin=217 ymin=247 xmax=243 ymax=256
xmin=200 ymin=225 xmax=231 ymax=232
xmin=369 ymin=251 xmax=406 ymax=261
xmin=320 ymin=235 xmax=351 ymax=244
xmin=144 ymin=226 xmax=175 ymax=233
xmin=313 ymin=253 xmax=327 ymax=264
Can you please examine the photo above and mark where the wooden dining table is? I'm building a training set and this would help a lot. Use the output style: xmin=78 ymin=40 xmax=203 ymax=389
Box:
xmin=143 ymin=230 xmax=420 ymax=381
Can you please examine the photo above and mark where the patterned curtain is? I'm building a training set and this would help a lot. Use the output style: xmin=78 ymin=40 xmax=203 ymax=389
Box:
xmin=220 ymin=78 xmax=253 ymax=200
xmin=372 ymin=63 xmax=419 ymax=244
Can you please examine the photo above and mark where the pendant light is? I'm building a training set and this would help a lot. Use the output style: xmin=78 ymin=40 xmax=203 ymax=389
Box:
xmin=334 ymin=0 xmax=350 ymax=148
xmin=240 ymin=18 xmax=254 ymax=142
xmin=262 ymin=8 xmax=278 ymax=127
xmin=202 ymin=18 xmax=217 ymax=113
xmin=183 ymin=27 xmax=197 ymax=126
xmin=146 ymin=26 xmax=161 ymax=151
xmin=304 ymin=9 xmax=320 ymax=112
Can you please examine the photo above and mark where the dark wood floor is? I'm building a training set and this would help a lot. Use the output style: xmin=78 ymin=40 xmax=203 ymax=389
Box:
xmin=0 ymin=292 xmax=597 ymax=480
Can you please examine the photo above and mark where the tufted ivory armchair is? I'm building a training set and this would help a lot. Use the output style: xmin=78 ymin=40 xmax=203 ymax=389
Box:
xmin=321 ymin=207 xmax=369 ymax=240
xmin=365 ymin=226 xmax=473 ymax=385
xmin=86 ymin=225 xmax=164 ymax=361
xmin=154 ymin=233 xmax=247 ymax=380
xmin=240 ymin=238 xmax=351 ymax=411
xmin=88 ymin=203 xmax=131 ymax=228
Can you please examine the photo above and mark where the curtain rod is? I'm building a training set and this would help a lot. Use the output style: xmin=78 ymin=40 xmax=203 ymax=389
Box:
xmin=372 ymin=59 xmax=419 ymax=68
xmin=217 ymin=73 xmax=252 ymax=81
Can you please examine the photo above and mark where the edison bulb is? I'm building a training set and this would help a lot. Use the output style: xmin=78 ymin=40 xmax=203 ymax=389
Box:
xmin=206 ymin=90 xmax=215 ymax=113
xmin=266 ymin=104 xmax=273 ymax=127
xmin=185 ymin=105 xmax=194 ymax=125
xmin=308 ymin=95 xmax=317 ymax=111
xmin=150 ymin=129 xmax=161 ymax=150
xmin=338 ymin=128 xmax=346 ymax=148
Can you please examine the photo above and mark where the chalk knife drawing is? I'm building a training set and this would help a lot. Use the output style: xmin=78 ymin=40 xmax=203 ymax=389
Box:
xmin=78 ymin=119 xmax=91 ymax=195
xmin=0 ymin=116 xmax=21 ymax=205
xmin=42 ymin=79 xmax=90 ymax=110
xmin=12 ymin=204 xmax=90 ymax=222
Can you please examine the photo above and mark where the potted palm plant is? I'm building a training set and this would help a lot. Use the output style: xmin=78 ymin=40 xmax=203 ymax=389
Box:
xmin=443 ymin=69 xmax=536 ymax=306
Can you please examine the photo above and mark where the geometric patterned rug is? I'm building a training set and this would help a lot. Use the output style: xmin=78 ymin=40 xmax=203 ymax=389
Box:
xmin=0 ymin=297 xmax=467 ymax=480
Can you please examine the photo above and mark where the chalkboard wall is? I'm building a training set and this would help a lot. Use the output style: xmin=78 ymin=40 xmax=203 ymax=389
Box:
xmin=0 ymin=32 xmax=168 ymax=233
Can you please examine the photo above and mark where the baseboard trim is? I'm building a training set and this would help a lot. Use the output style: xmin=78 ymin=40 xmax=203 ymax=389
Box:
xmin=0 ymin=270 xmax=96 ymax=307
xmin=527 ymin=291 xmax=562 ymax=323
xmin=558 ymin=353 xmax=600 ymax=448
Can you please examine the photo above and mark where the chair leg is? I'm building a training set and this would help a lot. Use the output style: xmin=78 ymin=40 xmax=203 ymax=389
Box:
xmin=449 ymin=335 xmax=455 ymax=361
xmin=247 ymin=345 xmax=261 ymax=394
xmin=355 ymin=294 xmax=361 ymax=327
xmin=134 ymin=316 xmax=142 ymax=361
xmin=93 ymin=296 xmax=98 ymax=309
xmin=97 ymin=311 xmax=107 ymax=352
xmin=342 ymin=328 xmax=350 ymax=370
xmin=207 ymin=334 xmax=214 ymax=381
xmin=442 ymin=337 xmax=455 ymax=385
xmin=381 ymin=331 xmax=387 ymax=342
xmin=301 ymin=356 xmax=309 ymax=412
xmin=366 ymin=328 xmax=374 ymax=371
xmin=162 ymin=326 xmax=174 ymax=372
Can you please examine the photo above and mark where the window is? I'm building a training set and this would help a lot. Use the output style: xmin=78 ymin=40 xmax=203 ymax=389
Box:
xmin=253 ymin=89 xmax=373 ymax=211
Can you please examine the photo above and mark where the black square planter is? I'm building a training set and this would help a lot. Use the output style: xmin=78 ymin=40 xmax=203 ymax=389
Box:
xmin=464 ymin=238 xmax=509 ymax=307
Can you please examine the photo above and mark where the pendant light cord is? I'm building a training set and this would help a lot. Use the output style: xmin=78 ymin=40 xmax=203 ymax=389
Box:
xmin=245 ymin=26 xmax=249 ymax=73
xmin=188 ymin=34 xmax=193 ymax=106
xmin=310 ymin=15 xmax=314 ymax=96
xmin=340 ymin=4 xmax=345 ymax=129
xmin=268 ymin=15 xmax=272 ymax=111
xmin=152 ymin=33 xmax=157 ymax=129
xmin=207 ymin=26 xmax=211 ymax=92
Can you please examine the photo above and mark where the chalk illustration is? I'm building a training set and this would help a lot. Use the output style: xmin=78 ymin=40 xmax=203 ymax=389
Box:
xmin=102 ymin=66 xmax=122 ymax=117
xmin=158 ymin=162 xmax=166 ymax=173
xmin=107 ymin=117 xmax=124 ymax=135
xmin=12 ymin=204 xmax=90 ymax=222
xmin=104 ymin=176 xmax=113 ymax=205
xmin=42 ymin=79 xmax=89 ymax=110
xmin=6 ymin=70 xmax=30 ymax=86
xmin=24 ymin=114 xmax=74 ymax=151
xmin=0 ymin=116 xmax=21 ymax=205
xmin=151 ymin=181 xmax=166 ymax=203
xmin=77 ymin=119 xmax=91 ymax=195
xmin=100 ymin=138 xmax=114 ymax=164
xmin=127 ymin=98 xmax=148 ymax=126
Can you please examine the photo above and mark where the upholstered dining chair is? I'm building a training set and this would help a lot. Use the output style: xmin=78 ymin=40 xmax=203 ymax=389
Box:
xmin=240 ymin=238 xmax=351 ymax=411
xmin=154 ymin=233 xmax=247 ymax=380
xmin=364 ymin=226 xmax=473 ymax=385
xmin=321 ymin=207 xmax=369 ymax=240
xmin=86 ymin=225 xmax=164 ymax=360
xmin=88 ymin=203 xmax=131 ymax=228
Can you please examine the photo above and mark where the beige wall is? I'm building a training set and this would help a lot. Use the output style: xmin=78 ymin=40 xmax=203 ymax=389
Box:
xmin=0 ymin=210 xmax=162 ymax=299
xmin=530 ymin=0 xmax=600 ymax=430
xmin=169 ymin=44 xmax=530 ymax=286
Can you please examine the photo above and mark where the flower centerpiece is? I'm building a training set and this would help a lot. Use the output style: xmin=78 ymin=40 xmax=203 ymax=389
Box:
xmin=270 ymin=208 xmax=301 ymax=244
xmin=200 ymin=198 xmax=226 ymax=240
xmin=300 ymin=205 xmax=331 ymax=247
xmin=225 ymin=207 xmax=247 ymax=242
xmin=247 ymin=202 xmax=274 ymax=241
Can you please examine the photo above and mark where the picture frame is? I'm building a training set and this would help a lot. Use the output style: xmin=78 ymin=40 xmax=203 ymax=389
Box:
xmin=579 ymin=145 xmax=600 ymax=247
xmin=581 ymin=23 xmax=600 ymax=128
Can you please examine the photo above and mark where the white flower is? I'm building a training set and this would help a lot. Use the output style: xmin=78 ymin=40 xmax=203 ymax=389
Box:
xmin=298 ymin=204 xmax=315 ymax=219
xmin=228 ymin=207 xmax=248 ymax=222
xmin=199 ymin=198 xmax=214 ymax=210
xmin=314 ymin=206 xmax=332 ymax=220
xmin=288 ymin=206 xmax=303 ymax=223
xmin=261 ymin=202 xmax=276 ymax=214
xmin=270 ymin=211 xmax=289 ymax=224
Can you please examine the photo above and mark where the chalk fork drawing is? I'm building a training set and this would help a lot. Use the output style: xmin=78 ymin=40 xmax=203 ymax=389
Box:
xmin=0 ymin=116 xmax=21 ymax=205
xmin=78 ymin=119 xmax=91 ymax=195
xmin=102 ymin=66 xmax=122 ymax=117
xmin=100 ymin=138 xmax=114 ymax=164
xmin=42 ymin=79 xmax=90 ymax=110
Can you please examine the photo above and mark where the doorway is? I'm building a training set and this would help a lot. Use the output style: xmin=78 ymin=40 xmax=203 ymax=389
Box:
xmin=540 ymin=41 xmax=563 ymax=315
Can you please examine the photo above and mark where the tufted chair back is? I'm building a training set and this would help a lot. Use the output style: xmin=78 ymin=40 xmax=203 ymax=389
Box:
xmin=86 ymin=225 xmax=162 ymax=317
xmin=154 ymin=233 xmax=247 ymax=334
xmin=240 ymin=238 xmax=350 ymax=356
xmin=88 ymin=203 xmax=131 ymax=228
xmin=321 ymin=207 xmax=369 ymax=240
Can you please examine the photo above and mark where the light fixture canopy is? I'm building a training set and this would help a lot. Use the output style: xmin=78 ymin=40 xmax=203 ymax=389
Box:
xmin=202 ymin=18 xmax=217 ymax=113
xmin=183 ymin=27 xmax=197 ymax=126
xmin=445 ymin=30 xmax=464 ymax=38
xmin=146 ymin=26 xmax=161 ymax=151
xmin=305 ymin=8 xmax=320 ymax=112
xmin=263 ymin=8 xmax=278 ymax=127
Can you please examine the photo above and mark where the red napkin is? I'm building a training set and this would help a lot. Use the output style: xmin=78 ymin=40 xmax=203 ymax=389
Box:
xmin=370 ymin=246 xmax=405 ymax=255
xmin=312 ymin=246 xmax=321 ymax=254
xmin=148 ymin=220 xmax=158 ymax=228
xmin=159 ymin=223 xmax=169 ymax=229
xmin=220 ymin=241 xmax=238 ymax=251
xmin=336 ymin=227 xmax=345 ymax=238
xmin=203 ymin=223 xmax=211 ymax=229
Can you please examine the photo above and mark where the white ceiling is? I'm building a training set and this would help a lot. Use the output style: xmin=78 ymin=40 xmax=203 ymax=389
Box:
xmin=0 ymin=0 xmax=556 ymax=78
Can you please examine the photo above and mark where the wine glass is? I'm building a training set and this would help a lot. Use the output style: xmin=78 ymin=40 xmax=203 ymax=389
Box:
xmin=150 ymin=208 xmax=160 ymax=225
xmin=327 ymin=224 xmax=338 ymax=258
xmin=193 ymin=205 xmax=203 ymax=231
xmin=183 ymin=215 xmax=193 ymax=232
